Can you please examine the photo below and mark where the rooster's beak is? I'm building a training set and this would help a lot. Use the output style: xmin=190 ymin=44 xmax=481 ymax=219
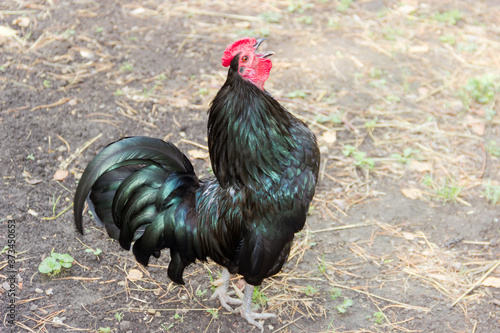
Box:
xmin=254 ymin=38 xmax=275 ymax=58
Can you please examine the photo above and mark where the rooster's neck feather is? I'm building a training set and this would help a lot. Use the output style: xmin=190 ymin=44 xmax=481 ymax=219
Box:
xmin=208 ymin=61 xmax=295 ymax=190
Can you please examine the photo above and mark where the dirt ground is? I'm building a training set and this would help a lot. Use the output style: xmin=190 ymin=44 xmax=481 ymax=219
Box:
xmin=1 ymin=0 xmax=499 ymax=332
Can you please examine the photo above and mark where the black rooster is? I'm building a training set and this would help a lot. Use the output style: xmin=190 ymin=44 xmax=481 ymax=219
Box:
xmin=74 ymin=38 xmax=320 ymax=331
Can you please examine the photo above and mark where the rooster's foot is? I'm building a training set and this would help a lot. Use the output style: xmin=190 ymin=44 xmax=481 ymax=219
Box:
xmin=210 ymin=268 xmax=243 ymax=312
xmin=235 ymin=283 xmax=276 ymax=333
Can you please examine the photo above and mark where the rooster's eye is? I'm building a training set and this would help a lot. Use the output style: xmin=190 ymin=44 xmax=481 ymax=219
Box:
xmin=242 ymin=55 xmax=248 ymax=62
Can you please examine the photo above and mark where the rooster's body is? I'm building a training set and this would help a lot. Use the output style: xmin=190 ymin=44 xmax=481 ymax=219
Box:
xmin=74 ymin=38 xmax=320 ymax=331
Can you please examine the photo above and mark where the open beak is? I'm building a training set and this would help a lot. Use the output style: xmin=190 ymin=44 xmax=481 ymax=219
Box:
xmin=254 ymin=38 xmax=275 ymax=58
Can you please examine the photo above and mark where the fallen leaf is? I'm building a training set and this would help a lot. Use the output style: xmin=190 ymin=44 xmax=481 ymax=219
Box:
xmin=53 ymin=169 xmax=69 ymax=181
xmin=188 ymin=149 xmax=209 ymax=160
xmin=0 ymin=25 xmax=17 ymax=38
xmin=127 ymin=269 xmax=143 ymax=281
xmin=402 ymin=231 xmax=417 ymax=241
xmin=464 ymin=115 xmax=485 ymax=136
xmin=401 ymin=188 xmax=423 ymax=200
xmin=397 ymin=5 xmax=416 ymax=14
xmin=28 ymin=209 xmax=38 ymax=216
xmin=79 ymin=49 xmax=94 ymax=59
xmin=482 ymin=276 xmax=500 ymax=288
xmin=409 ymin=45 xmax=429 ymax=54
xmin=470 ymin=123 xmax=485 ymax=136
xmin=12 ymin=17 xmax=30 ymax=27
xmin=319 ymin=131 xmax=336 ymax=145
xmin=409 ymin=160 xmax=433 ymax=173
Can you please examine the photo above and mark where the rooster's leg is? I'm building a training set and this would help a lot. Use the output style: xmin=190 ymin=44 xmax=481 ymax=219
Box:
xmin=210 ymin=268 xmax=243 ymax=311
xmin=236 ymin=283 xmax=276 ymax=333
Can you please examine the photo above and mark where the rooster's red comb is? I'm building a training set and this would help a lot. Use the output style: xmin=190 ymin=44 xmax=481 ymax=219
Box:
xmin=221 ymin=38 xmax=257 ymax=67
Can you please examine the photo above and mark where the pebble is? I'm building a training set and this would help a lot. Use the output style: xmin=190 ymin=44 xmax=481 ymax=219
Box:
xmin=120 ymin=321 xmax=131 ymax=330
xmin=35 ymin=288 xmax=43 ymax=294
xmin=449 ymin=100 xmax=463 ymax=113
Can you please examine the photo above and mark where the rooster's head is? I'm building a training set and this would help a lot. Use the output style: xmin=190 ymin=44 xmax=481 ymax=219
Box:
xmin=222 ymin=38 xmax=274 ymax=90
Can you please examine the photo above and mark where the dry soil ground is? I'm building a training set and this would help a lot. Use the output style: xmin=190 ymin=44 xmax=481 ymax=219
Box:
xmin=1 ymin=1 xmax=500 ymax=332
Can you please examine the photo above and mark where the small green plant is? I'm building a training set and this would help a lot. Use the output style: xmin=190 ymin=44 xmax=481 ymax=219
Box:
xmin=386 ymin=94 xmax=401 ymax=102
xmin=342 ymin=144 xmax=357 ymax=157
xmin=343 ymin=145 xmax=376 ymax=168
xmin=60 ymin=29 xmax=75 ymax=39
xmin=207 ymin=308 xmax=219 ymax=319
xmin=465 ymin=75 xmax=498 ymax=104
xmin=85 ymin=247 xmax=102 ymax=256
xmin=364 ymin=117 xmax=378 ymax=130
xmin=440 ymin=34 xmax=456 ymax=45
xmin=330 ymin=288 xmax=342 ymax=300
xmin=486 ymin=140 xmax=500 ymax=157
xmin=160 ymin=322 xmax=174 ymax=331
xmin=336 ymin=298 xmax=353 ymax=314
xmin=120 ymin=62 xmax=134 ymax=72
xmin=373 ymin=311 xmax=385 ymax=324
xmin=26 ymin=154 xmax=35 ymax=160
xmin=43 ymin=79 xmax=52 ymax=88
xmin=297 ymin=16 xmax=313 ymax=25
xmin=391 ymin=148 xmax=419 ymax=164
xmin=337 ymin=0 xmax=353 ymax=12
xmin=39 ymin=252 xmax=74 ymax=276
xmin=96 ymin=26 xmax=104 ymax=33
xmin=287 ymin=89 xmax=308 ymax=99
xmin=382 ymin=27 xmax=402 ymax=41
xmin=369 ymin=78 xmax=387 ymax=88
xmin=483 ymin=181 xmax=500 ymax=205
xmin=287 ymin=0 xmax=314 ymax=14
xmin=434 ymin=10 xmax=463 ymax=25
xmin=97 ymin=328 xmax=111 ymax=333
xmin=115 ymin=312 xmax=124 ymax=322
xmin=423 ymin=175 xmax=463 ymax=203
xmin=260 ymin=12 xmax=282 ymax=23
xmin=195 ymin=287 xmax=208 ymax=298
xmin=317 ymin=254 xmax=327 ymax=274
xmin=114 ymin=88 xmax=125 ymax=96
xmin=174 ymin=313 xmax=184 ymax=323
xmin=315 ymin=112 xmax=342 ymax=124
xmin=259 ymin=27 xmax=270 ymax=37
xmin=353 ymin=151 xmax=375 ymax=169
xmin=304 ymin=285 xmax=319 ymax=296
xmin=198 ymin=87 xmax=208 ymax=96
xmin=252 ymin=286 xmax=268 ymax=306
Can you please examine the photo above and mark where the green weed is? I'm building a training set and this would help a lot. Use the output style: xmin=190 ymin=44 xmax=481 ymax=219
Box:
xmin=434 ymin=10 xmax=463 ymax=25
xmin=486 ymin=140 xmax=500 ymax=157
xmin=260 ymin=12 xmax=282 ymax=23
xmin=315 ymin=112 xmax=342 ymax=124
xmin=114 ymin=312 xmax=124 ymax=322
xmin=38 ymin=251 xmax=74 ymax=276
xmin=287 ymin=89 xmax=308 ymax=98
xmin=439 ymin=34 xmax=456 ymax=45
xmin=252 ymin=286 xmax=269 ymax=306
xmin=120 ymin=62 xmax=134 ymax=72
xmin=391 ymin=148 xmax=420 ymax=164
xmin=195 ymin=286 xmax=208 ymax=298
xmin=85 ymin=247 xmax=102 ymax=257
xmin=304 ymin=285 xmax=319 ymax=296
xmin=483 ymin=180 xmax=500 ymax=205
xmin=336 ymin=298 xmax=353 ymax=314
xmin=207 ymin=308 xmax=219 ymax=319
xmin=330 ymin=288 xmax=342 ymax=300
xmin=423 ymin=175 xmax=463 ymax=203
xmin=337 ymin=0 xmax=353 ymax=13
xmin=465 ymin=75 xmax=498 ymax=104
